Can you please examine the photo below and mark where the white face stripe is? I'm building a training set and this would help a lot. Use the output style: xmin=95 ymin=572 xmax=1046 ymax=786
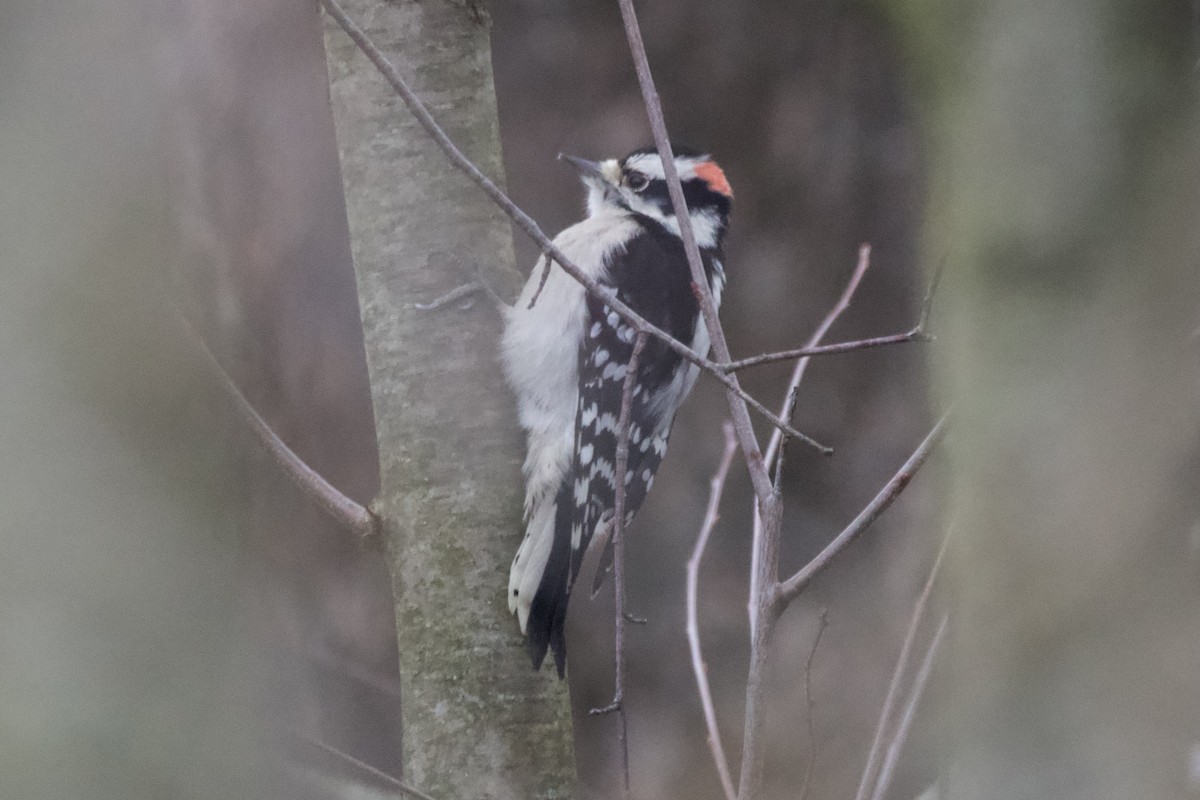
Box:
xmin=621 ymin=152 xmax=709 ymax=181
xmin=619 ymin=194 xmax=723 ymax=249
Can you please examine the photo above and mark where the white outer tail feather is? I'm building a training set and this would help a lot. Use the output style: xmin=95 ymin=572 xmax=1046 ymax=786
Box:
xmin=508 ymin=495 xmax=557 ymax=632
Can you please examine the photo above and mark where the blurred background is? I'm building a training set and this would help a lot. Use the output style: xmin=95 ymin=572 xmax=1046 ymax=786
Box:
xmin=3 ymin=0 xmax=1197 ymax=798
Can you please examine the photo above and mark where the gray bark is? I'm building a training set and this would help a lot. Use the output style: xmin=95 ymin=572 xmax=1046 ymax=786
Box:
xmin=887 ymin=1 xmax=1200 ymax=797
xmin=321 ymin=2 xmax=574 ymax=797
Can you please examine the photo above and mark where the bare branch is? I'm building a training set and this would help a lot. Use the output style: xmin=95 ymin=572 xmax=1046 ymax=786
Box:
xmin=174 ymin=306 xmax=379 ymax=541
xmin=289 ymin=732 xmax=441 ymax=800
xmin=409 ymin=281 xmax=484 ymax=311
xmin=724 ymin=329 xmax=931 ymax=373
xmin=799 ymin=610 xmax=829 ymax=800
xmin=777 ymin=415 xmax=949 ymax=608
xmin=765 ymin=244 xmax=873 ymax=470
xmin=723 ymin=253 xmax=941 ymax=372
xmin=588 ymin=331 xmax=647 ymax=799
xmin=526 ymin=249 xmax=555 ymax=310
xmin=686 ymin=421 xmax=740 ymax=800
xmin=916 ymin=260 xmax=944 ymax=334
xmin=854 ymin=531 xmax=950 ymax=800
xmin=868 ymin=615 xmax=949 ymax=800
xmin=320 ymin=0 xmax=827 ymax=454
xmin=751 ymin=245 xmax=872 ymax=633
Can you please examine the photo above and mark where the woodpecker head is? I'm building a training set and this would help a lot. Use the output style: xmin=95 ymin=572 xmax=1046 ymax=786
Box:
xmin=560 ymin=145 xmax=733 ymax=248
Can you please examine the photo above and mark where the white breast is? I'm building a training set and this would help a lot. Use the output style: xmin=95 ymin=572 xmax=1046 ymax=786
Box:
xmin=501 ymin=210 xmax=641 ymax=509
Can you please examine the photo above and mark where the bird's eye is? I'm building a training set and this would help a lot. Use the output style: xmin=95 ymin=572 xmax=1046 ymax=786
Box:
xmin=625 ymin=173 xmax=649 ymax=192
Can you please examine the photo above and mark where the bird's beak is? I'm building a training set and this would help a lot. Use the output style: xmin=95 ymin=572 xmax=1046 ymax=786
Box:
xmin=558 ymin=153 xmax=606 ymax=182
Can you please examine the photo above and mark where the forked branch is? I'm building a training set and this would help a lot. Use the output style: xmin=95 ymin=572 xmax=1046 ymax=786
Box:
xmin=751 ymin=244 xmax=873 ymax=632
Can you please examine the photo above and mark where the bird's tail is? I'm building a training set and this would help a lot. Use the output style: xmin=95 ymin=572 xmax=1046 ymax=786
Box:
xmin=509 ymin=478 xmax=574 ymax=677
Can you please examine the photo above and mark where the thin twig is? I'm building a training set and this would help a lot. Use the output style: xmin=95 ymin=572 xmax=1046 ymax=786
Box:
xmin=409 ymin=281 xmax=482 ymax=311
xmin=868 ymin=615 xmax=948 ymax=800
xmin=526 ymin=249 xmax=555 ymax=309
xmin=799 ymin=610 xmax=829 ymax=800
xmin=766 ymin=244 xmax=873 ymax=470
xmin=854 ymin=531 xmax=951 ymax=800
xmin=771 ymin=385 xmax=799 ymax=497
xmin=724 ymin=329 xmax=931 ymax=372
xmin=289 ymin=732 xmax=441 ymax=800
xmin=686 ymin=421 xmax=740 ymax=800
xmin=458 ymin=260 xmax=513 ymax=312
xmin=174 ymin=305 xmax=379 ymax=540
xmin=916 ymin=260 xmax=943 ymax=334
xmin=321 ymin=0 xmax=828 ymax=454
xmin=777 ymin=415 xmax=949 ymax=608
xmin=588 ymin=332 xmax=647 ymax=800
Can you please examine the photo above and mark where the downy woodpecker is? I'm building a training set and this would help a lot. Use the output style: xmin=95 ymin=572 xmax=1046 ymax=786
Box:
xmin=502 ymin=146 xmax=733 ymax=676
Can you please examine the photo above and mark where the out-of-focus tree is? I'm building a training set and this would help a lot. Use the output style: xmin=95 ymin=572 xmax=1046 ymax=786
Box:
xmin=0 ymin=4 xmax=275 ymax=798
xmin=882 ymin=1 xmax=1200 ymax=797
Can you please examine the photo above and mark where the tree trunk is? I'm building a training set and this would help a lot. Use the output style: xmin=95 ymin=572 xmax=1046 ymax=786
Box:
xmin=321 ymin=2 xmax=574 ymax=797
xmin=888 ymin=1 xmax=1200 ymax=797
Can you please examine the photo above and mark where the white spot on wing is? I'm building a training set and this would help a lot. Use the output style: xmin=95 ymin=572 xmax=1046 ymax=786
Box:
xmin=602 ymin=362 xmax=627 ymax=382
xmin=591 ymin=458 xmax=615 ymax=485
xmin=581 ymin=403 xmax=598 ymax=427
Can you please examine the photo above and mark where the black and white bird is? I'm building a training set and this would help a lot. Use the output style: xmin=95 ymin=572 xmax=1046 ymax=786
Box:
xmin=502 ymin=145 xmax=733 ymax=676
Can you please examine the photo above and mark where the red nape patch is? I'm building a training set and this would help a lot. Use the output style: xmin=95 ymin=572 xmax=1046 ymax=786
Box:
xmin=694 ymin=161 xmax=733 ymax=198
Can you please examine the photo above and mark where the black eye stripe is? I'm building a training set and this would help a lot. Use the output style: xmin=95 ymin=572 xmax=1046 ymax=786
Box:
xmin=635 ymin=179 xmax=731 ymax=218
xmin=639 ymin=181 xmax=670 ymax=206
